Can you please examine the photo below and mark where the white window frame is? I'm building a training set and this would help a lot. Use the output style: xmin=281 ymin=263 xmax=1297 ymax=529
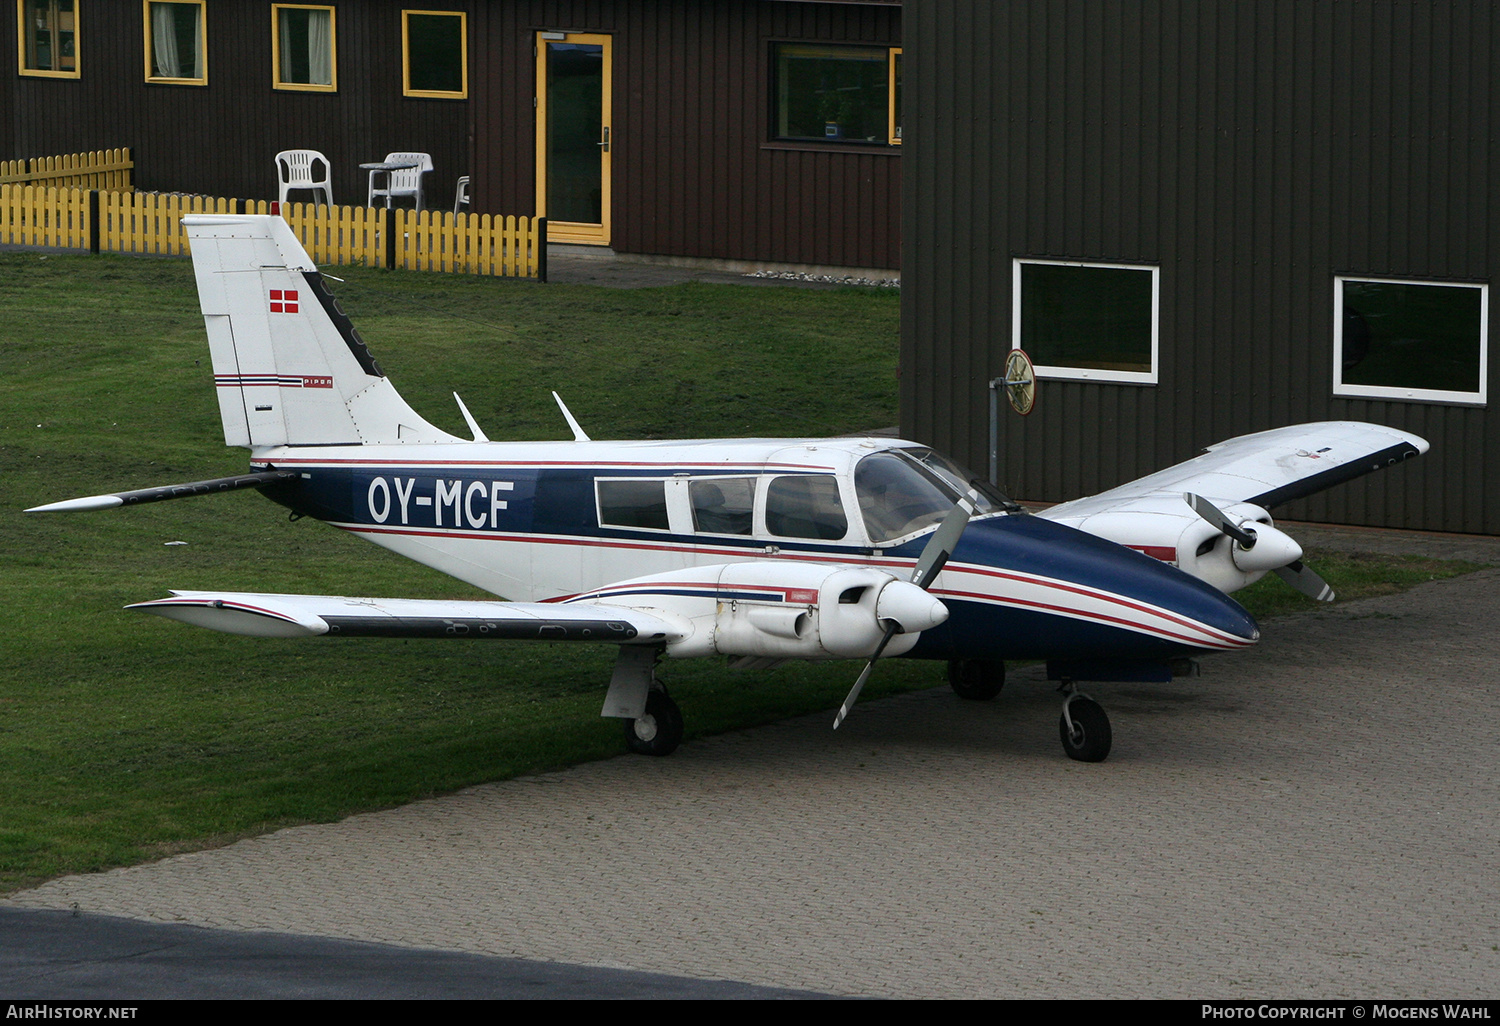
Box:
xmin=1333 ymin=276 xmax=1488 ymax=407
xmin=1012 ymin=258 xmax=1160 ymax=385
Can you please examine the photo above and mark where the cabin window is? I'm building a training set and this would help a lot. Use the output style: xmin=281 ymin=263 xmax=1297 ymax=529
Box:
xmin=402 ymin=9 xmax=466 ymax=99
xmin=19 ymin=0 xmax=77 ymax=78
xmin=596 ymin=478 xmax=670 ymax=532
xmin=143 ymin=0 xmax=204 ymax=85
xmin=773 ymin=43 xmax=901 ymax=146
xmin=690 ymin=477 xmax=756 ymax=536
xmin=1013 ymin=259 xmax=1159 ymax=385
xmin=273 ymin=4 xmax=335 ymax=92
xmin=765 ymin=475 xmax=848 ymax=541
xmin=1334 ymin=277 xmax=1488 ymax=406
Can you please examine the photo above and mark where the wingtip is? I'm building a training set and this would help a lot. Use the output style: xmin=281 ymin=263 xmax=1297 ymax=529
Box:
xmin=25 ymin=495 xmax=125 ymax=513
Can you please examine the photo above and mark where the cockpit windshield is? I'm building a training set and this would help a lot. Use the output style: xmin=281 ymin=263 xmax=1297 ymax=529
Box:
xmin=854 ymin=447 xmax=1021 ymax=544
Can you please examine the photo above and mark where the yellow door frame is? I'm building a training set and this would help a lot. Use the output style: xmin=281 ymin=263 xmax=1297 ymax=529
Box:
xmin=535 ymin=31 xmax=612 ymax=246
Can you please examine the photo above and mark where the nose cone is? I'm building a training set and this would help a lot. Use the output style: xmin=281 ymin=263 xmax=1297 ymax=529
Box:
xmin=908 ymin=514 xmax=1260 ymax=662
xmin=876 ymin=580 xmax=949 ymax=634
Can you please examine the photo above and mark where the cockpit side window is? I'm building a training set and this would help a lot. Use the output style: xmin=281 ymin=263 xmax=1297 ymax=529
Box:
xmin=691 ymin=477 xmax=756 ymax=535
xmin=855 ymin=451 xmax=955 ymax=543
xmin=765 ymin=474 xmax=848 ymax=540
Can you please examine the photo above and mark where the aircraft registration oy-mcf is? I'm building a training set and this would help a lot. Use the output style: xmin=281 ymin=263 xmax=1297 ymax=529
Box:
xmin=30 ymin=215 xmax=1429 ymax=762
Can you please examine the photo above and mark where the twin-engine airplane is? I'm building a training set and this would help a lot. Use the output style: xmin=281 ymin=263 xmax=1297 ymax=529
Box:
xmin=29 ymin=215 xmax=1428 ymax=762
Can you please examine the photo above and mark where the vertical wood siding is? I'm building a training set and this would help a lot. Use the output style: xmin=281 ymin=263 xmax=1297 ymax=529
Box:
xmin=3 ymin=1 xmax=897 ymax=270
xmin=4 ymin=1 xmax=474 ymax=212
xmin=472 ymin=0 xmax=901 ymax=270
xmin=903 ymin=0 xmax=1500 ymax=533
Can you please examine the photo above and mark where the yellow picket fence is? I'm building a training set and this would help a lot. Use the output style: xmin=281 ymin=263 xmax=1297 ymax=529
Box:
xmin=0 ymin=185 xmax=545 ymax=279
xmin=99 ymin=191 xmax=239 ymax=255
xmin=0 ymin=185 xmax=91 ymax=249
xmin=0 ymin=148 xmax=133 ymax=191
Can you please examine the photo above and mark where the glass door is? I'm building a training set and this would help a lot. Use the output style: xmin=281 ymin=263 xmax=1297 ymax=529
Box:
xmin=535 ymin=32 xmax=612 ymax=245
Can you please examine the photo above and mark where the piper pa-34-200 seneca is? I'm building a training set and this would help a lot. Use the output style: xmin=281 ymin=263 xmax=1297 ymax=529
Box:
xmin=29 ymin=214 xmax=1429 ymax=762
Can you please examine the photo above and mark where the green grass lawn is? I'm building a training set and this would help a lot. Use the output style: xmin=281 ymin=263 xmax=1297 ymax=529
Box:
xmin=0 ymin=251 xmax=1484 ymax=894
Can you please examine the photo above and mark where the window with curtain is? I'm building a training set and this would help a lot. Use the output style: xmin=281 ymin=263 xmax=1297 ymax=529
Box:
xmin=143 ymin=0 xmax=204 ymax=84
xmin=19 ymin=0 xmax=79 ymax=78
xmin=273 ymin=4 xmax=335 ymax=91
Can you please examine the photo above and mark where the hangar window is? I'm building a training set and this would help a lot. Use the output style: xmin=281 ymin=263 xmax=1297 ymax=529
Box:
xmin=143 ymin=0 xmax=205 ymax=85
xmin=273 ymin=4 xmax=336 ymax=92
xmin=1013 ymin=259 xmax=1159 ymax=385
xmin=1335 ymin=277 xmax=1487 ymax=406
xmin=402 ymin=9 xmax=466 ymax=99
xmin=596 ymin=478 xmax=670 ymax=532
xmin=773 ymin=43 xmax=901 ymax=146
xmin=765 ymin=475 xmax=848 ymax=541
xmin=19 ymin=0 xmax=78 ymax=78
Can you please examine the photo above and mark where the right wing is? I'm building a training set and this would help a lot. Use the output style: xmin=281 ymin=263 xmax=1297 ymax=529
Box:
xmin=129 ymin=591 xmax=689 ymax=644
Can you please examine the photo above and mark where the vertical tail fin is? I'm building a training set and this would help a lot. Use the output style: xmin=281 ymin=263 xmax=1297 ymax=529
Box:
xmin=182 ymin=214 xmax=458 ymax=448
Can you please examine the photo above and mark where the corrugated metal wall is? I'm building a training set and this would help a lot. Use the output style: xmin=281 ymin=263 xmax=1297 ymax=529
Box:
xmin=902 ymin=0 xmax=1500 ymax=534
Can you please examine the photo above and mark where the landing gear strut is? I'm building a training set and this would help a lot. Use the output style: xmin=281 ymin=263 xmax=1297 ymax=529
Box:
xmin=625 ymin=686 xmax=684 ymax=757
xmin=1058 ymin=684 xmax=1112 ymax=763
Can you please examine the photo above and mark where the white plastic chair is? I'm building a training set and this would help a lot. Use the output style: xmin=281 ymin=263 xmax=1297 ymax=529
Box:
xmin=275 ymin=149 xmax=333 ymax=206
xmin=367 ymin=152 xmax=433 ymax=210
xmin=454 ymin=175 xmax=470 ymax=215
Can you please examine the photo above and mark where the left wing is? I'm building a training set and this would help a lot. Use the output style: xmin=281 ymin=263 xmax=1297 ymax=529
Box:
xmin=129 ymin=591 xmax=689 ymax=644
xmin=1039 ymin=421 xmax=1428 ymax=599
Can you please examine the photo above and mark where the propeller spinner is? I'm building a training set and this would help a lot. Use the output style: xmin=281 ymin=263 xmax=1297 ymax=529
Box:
xmin=1183 ymin=492 xmax=1335 ymax=602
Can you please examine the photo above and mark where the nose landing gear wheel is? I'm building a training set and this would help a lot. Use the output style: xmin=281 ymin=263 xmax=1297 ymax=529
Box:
xmin=1059 ymin=695 xmax=1112 ymax=762
xmin=625 ymin=689 xmax=684 ymax=756
xmin=947 ymin=658 xmax=1005 ymax=700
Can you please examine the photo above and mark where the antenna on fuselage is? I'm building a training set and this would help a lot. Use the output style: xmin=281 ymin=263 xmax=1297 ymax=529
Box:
xmin=552 ymin=391 xmax=592 ymax=442
xmin=452 ymin=393 xmax=490 ymax=442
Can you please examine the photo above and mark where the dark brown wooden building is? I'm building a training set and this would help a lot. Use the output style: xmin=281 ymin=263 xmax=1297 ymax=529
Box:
xmin=5 ymin=0 xmax=901 ymax=272
xmin=901 ymin=0 xmax=1500 ymax=534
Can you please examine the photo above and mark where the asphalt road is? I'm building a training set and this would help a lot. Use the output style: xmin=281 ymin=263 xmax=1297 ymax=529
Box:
xmin=4 ymin=526 xmax=1498 ymax=1000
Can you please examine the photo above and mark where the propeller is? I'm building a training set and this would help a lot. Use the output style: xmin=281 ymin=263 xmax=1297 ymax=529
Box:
xmin=1183 ymin=492 xmax=1335 ymax=603
xmin=833 ymin=495 xmax=973 ymax=729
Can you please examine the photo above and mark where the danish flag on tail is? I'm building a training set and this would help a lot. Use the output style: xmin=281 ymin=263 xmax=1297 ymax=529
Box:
xmin=182 ymin=214 xmax=459 ymax=449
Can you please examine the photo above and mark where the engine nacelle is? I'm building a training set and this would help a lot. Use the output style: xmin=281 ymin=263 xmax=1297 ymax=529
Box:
xmin=583 ymin=562 xmax=947 ymax=661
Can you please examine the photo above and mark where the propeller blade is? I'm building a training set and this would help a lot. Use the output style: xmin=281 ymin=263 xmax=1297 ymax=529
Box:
xmin=1275 ymin=561 xmax=1336 ymax=603
xmin=1183 ymin=492 xmax=1258 ymax=549
xmin=911 ymin=494 xmax=976 ymax=590
xmin=834 ymin=494 xmax=975 ymax=730
xmin=833 ymin=623 xmax=899 ymax=729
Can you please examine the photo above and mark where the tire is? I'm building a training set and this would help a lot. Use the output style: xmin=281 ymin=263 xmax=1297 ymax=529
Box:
xmin=947 ymin=658 xmax=1005 ymax=701
xmin=1058 ymin=697 xmax=1112 ymax=763
xmin=624 ymin=690 xmax=684 ymax=757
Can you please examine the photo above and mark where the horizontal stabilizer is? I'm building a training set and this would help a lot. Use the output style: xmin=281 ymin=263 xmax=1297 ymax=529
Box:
xmin=129 ymin=591 xmax=690 ymax=643
xmin=27 ymin=471 xmax=298 ymax=513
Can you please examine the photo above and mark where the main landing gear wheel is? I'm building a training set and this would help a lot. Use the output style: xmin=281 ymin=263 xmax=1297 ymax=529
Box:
xmin=947 ymin=658 xmax=1005 ymax=701
xmin=1059 ymin=694 xmax=1112 ymax=763
xmin=625 ymin=689 xmax=684 ymax=757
